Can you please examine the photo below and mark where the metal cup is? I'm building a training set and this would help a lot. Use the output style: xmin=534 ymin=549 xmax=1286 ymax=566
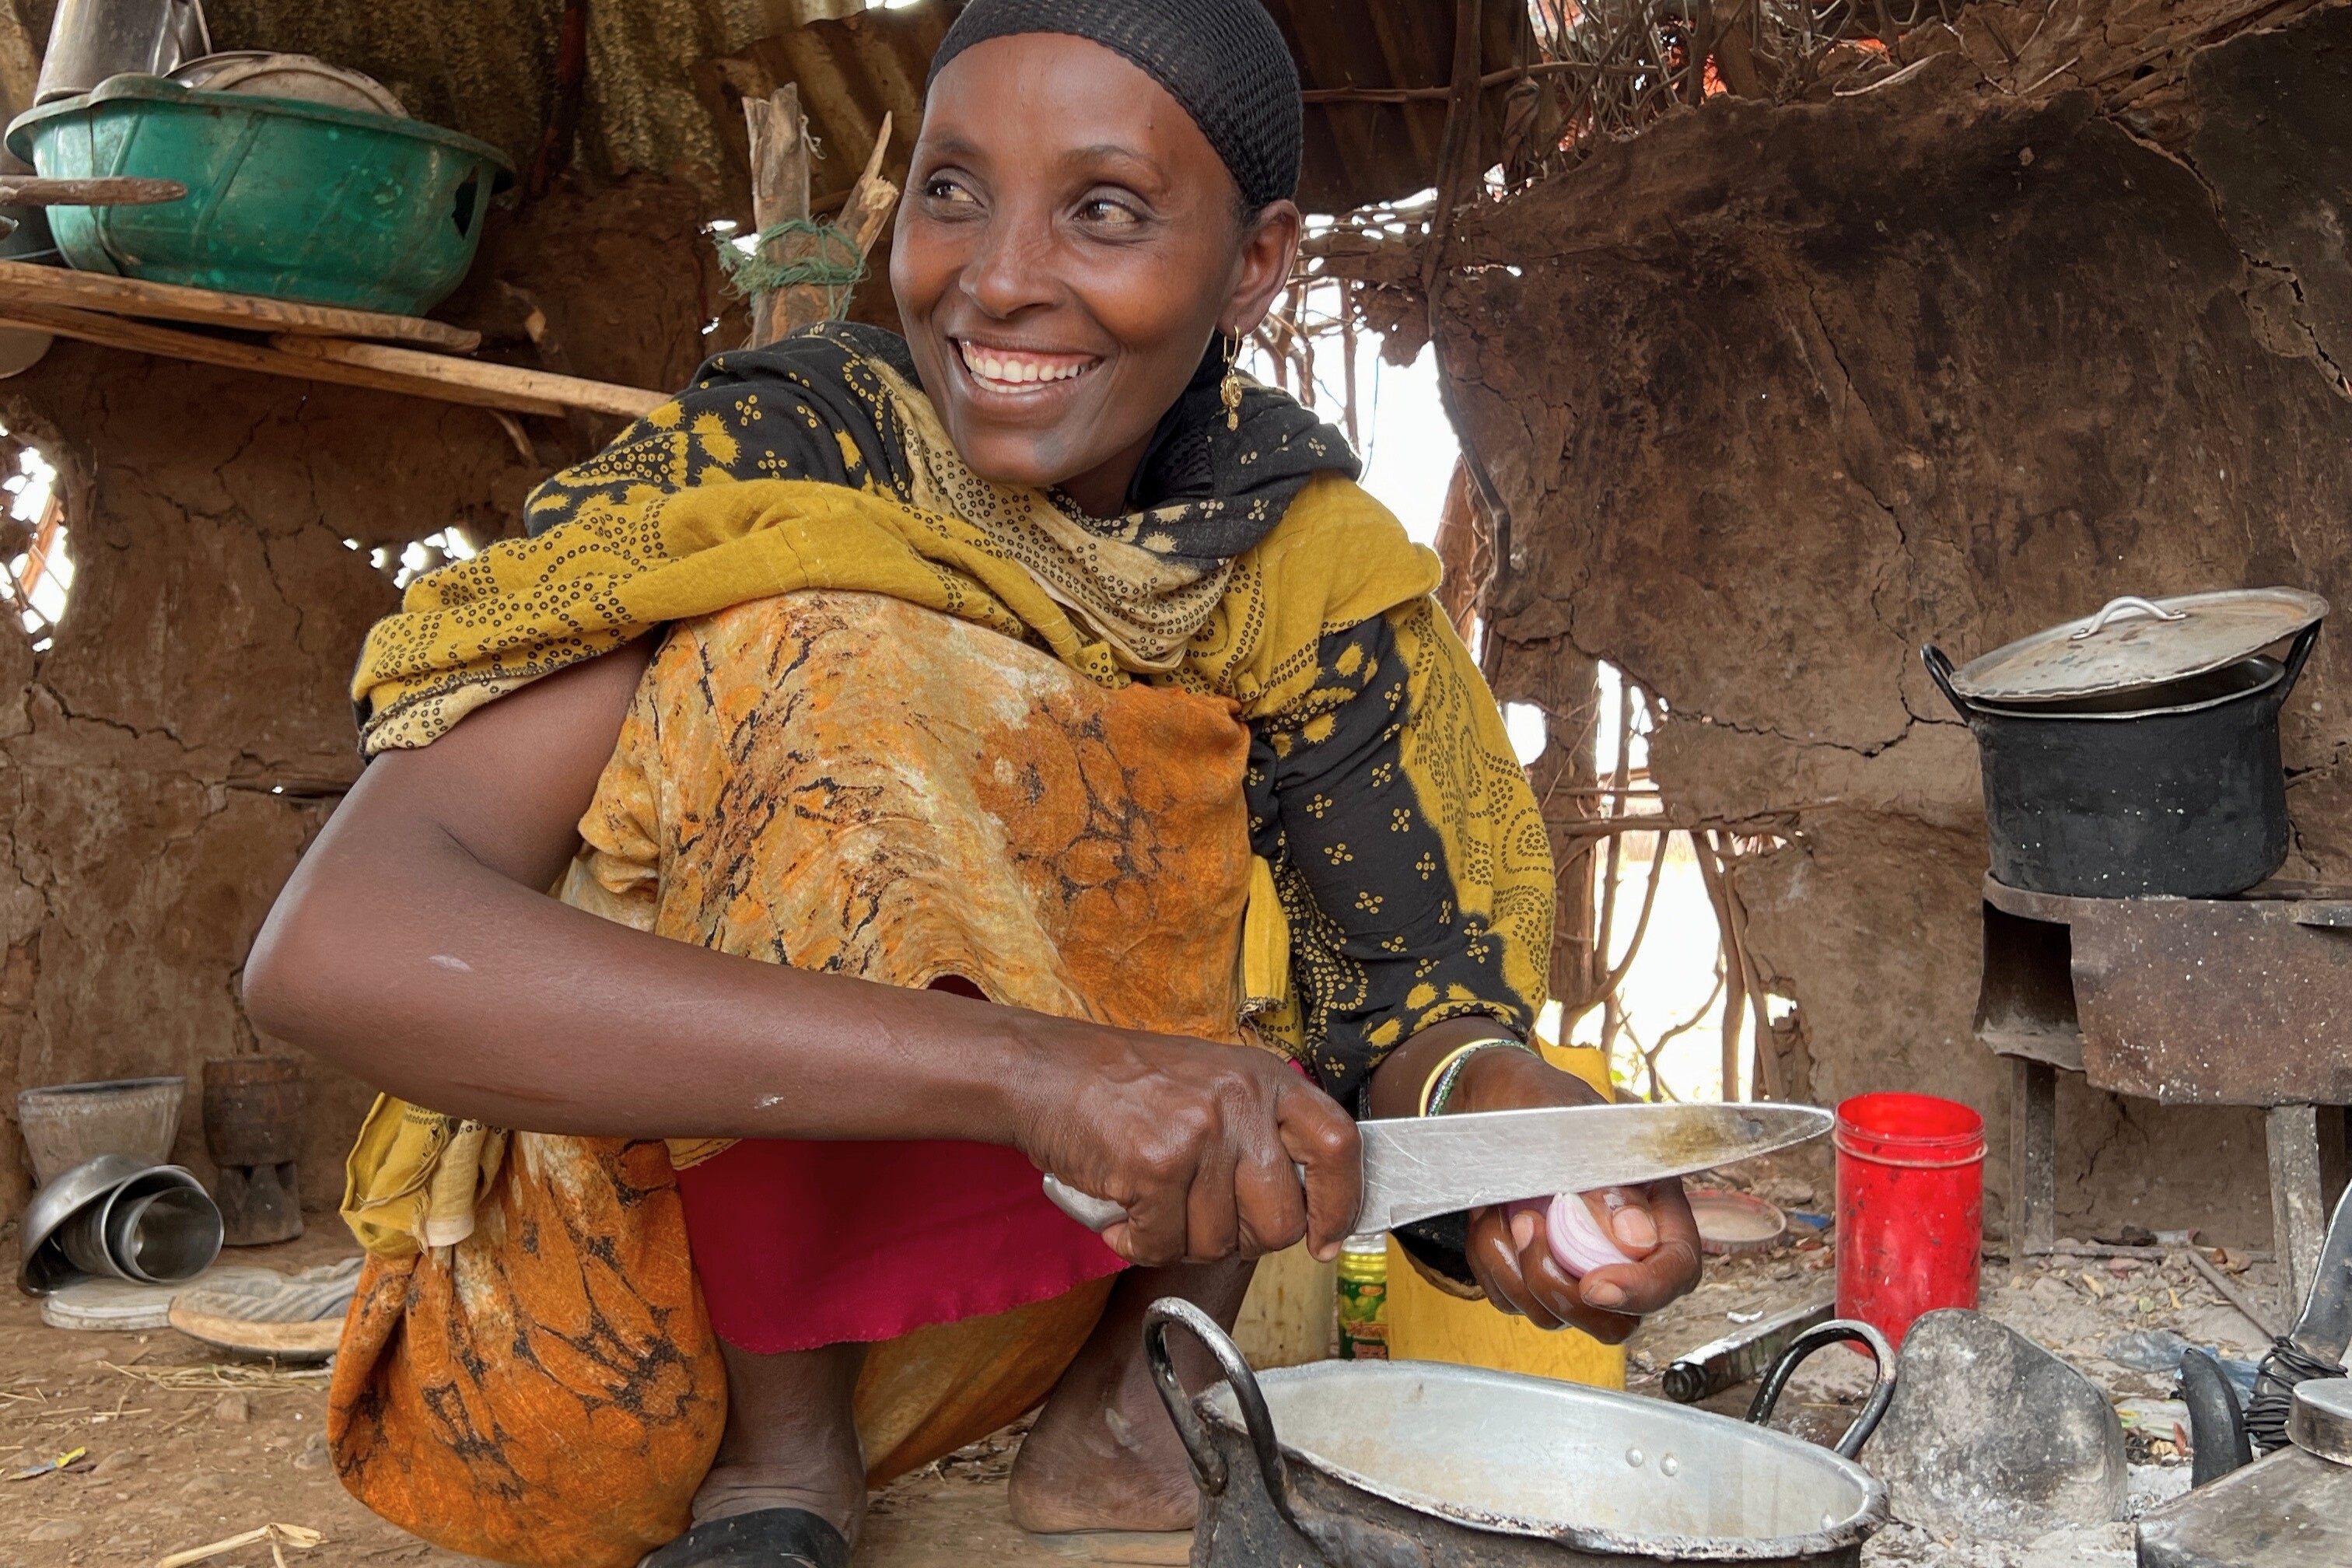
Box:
xmin=103 ymin=1178 xmax=222 ymax=1284
xmin=44 ymin=1164 xmax=221 ymax=1284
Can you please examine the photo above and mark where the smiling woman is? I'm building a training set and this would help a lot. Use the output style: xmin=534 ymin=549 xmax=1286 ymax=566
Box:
xmin=242 ymin=4 xmax=1701 ymax=1566
xmin=893 ymin=26 xmax=1298 ymax=510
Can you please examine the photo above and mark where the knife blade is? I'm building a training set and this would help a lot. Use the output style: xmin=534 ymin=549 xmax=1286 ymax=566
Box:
xmin=2285 ymin=1180 xmax=2352 ymax=1367
xmin=1041 ymin=1101 xmax=1833 ymax=1234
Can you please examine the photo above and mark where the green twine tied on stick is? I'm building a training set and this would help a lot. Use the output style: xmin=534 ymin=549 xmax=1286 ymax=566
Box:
xmin=718 ymin=219 xmax=870 ymax=322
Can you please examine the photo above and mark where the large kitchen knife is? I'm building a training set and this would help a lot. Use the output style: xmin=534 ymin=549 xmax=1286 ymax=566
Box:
xmin=1042 ymin=1101 xmax=1833 ymax=1234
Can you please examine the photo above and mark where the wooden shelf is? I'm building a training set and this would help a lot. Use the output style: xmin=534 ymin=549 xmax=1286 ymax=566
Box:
xmin=0 ymin=259 xmax=669 ymax=420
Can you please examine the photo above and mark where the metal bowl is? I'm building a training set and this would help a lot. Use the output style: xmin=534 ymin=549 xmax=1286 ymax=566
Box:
xmin=166 ymin=52 xmax=408 ymax=118
xmin=16 ymin=1152 xmax=221 ymax=1295
xmin=16 ymin=1151 xmax=148 ymax=1293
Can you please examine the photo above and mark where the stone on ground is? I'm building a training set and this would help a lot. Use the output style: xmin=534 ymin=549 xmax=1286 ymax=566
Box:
xmin=1870 ymin=1308 xmax=2126 ymax=1540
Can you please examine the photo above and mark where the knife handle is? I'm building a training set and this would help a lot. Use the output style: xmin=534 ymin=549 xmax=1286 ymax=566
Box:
xmin=1042 ymin=1168 xmax=1311 ymax=1233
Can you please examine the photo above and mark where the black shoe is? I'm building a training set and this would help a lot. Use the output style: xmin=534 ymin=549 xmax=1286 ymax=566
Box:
xmin=640 ymin=1507 xmax=852 ymax=1568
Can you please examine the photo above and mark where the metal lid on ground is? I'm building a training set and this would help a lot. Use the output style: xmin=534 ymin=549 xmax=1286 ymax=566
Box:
xmin=1944 ymin=589 xmax=2329 ymax=705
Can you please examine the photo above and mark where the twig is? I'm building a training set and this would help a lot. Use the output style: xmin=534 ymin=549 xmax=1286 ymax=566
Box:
xmin=1593 ymin=679 xmax=1635 ymax=1024
xmin=103 ymin=1362 xmax=332 ymax=1392
xmin=1715 ymin=840 xmax=1785 ymax=1100
xmin=1692 ymin=831 xmax=1750 ymax=1101
xmin=158 ymin=1523 xmax=322 ymax=1568
xmin=1636 ymin=965 xmax=1725 ymax=1102
xmin=2186 ymin=1248 xmax=2278 ymax=1340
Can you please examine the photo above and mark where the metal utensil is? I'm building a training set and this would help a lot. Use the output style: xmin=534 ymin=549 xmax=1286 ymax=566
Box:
xmin=16 ymin=1152 xmax=150 ymax=1293
xmin=2285 ymin=1182 xmax=2352 ymax=1367
xmin=2247 ymin=1181 xmax=2352 ymax=1451
xmin=1664 ymin=1293 xmax=1836 ymax=1404
xmin=33 ymin=0 xmax=210 ymax=104
xmin=1044 ymin=1101 xmax=1833 ymax=1234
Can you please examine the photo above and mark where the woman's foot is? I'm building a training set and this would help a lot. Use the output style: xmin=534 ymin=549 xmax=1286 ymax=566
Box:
xmin=1006 ymin=1259 xmax=1255 ymax=1534
xmin=691 ymin=1340 xmax=870 ymax=1545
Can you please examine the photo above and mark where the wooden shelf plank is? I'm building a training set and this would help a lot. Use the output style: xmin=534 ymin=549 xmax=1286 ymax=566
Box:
xmin=266 ymin=335 xmax=667 ymax=420
xmin=0 ymin=299 xmax=570 ymax=415
xmin=0 ymin=257 xmax=484 ymax=352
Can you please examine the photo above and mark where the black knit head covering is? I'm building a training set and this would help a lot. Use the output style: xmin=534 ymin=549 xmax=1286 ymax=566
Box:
xmin=929 ymin=0 xmax=1304 ymax=211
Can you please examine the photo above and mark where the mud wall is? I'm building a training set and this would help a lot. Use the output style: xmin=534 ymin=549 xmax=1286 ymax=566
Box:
xmin=0 ymin=180 xmax=725 ymax=1224
xmin=1442 ymin=9 xmax=2352 ymax=1245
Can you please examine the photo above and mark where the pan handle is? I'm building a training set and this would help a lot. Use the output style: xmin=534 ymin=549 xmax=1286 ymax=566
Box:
xmin=1143 ymin=1297 xmax=1298 ymax=1528
xmin=1919 ymin=645 xmax=1975 ymax=721
xmin=1745 ymin=1318 xmax=1897 ymax=1460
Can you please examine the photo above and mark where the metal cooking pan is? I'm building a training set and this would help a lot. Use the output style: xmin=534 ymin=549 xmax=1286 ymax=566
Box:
xmin=1146 ymin=1299 xmax=1894 ymax=1566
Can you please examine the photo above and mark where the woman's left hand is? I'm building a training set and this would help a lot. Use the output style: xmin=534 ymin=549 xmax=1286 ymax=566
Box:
xmin=1445 ymin=1047 xmax=1703 ymax=1342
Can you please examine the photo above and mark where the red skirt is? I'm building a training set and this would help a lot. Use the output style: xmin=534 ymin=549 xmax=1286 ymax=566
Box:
xmin=676 ymin=1136 xmax=1126 ymax=1353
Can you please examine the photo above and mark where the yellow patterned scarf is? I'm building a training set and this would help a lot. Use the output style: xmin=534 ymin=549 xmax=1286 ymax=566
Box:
xmin=355 ymin=323 xmax=1367 ymax=752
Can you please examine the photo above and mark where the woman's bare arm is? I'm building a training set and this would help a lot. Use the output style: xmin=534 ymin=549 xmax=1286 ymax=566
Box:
xmin=243 ymin=646 xmax=1358 ymax=1265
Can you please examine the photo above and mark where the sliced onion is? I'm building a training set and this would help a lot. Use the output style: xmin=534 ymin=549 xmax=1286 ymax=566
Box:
xmin=1514 ymin=1192 xmax=1636 ymax=1279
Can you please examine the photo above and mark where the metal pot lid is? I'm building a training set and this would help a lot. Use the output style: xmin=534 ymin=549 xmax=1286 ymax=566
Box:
xmin=1946 ymin=589 xmax=2329 ymax=704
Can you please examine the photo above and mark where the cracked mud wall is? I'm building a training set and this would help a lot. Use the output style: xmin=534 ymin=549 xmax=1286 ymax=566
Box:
xmin=0 ymin=180 xmax=723 ymax=1225
xmin=1442 ymin=7 xmax=2352 ymax=1244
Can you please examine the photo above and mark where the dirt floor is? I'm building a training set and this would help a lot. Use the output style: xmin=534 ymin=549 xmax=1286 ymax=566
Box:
xmin=0 ymin=1199 xmax=2292 ymax=1568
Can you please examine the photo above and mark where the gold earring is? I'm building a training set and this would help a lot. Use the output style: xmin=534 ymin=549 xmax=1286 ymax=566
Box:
xmin=1220 ymin=331 xmax=1244 ymax=432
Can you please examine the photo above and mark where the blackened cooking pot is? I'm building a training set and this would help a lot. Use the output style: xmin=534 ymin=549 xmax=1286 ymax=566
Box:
xmin=1923 ymin=590 xmax=2326 ymax=899
xmin=1145 ymin=1298 xmax=1894 ymax=1566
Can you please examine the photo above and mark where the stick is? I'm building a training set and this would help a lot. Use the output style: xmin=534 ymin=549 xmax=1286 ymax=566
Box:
xmin=266 ymin=336 xmax=666 ymax=419
xmin=841 ymin=113 xmax=898 ymax=256
xmin=0 ymin=257 xmax=481 ymax=350
xmin=2186 ymin=1248 xmax=2279 ymax=1341
xmin=1692 ymin=831 xmax=1748 ymax=1101
xmin=0 ymin=176 xmax=185 ymax=207
xmin=158 ymin=1524 xmax=321 ymax=1568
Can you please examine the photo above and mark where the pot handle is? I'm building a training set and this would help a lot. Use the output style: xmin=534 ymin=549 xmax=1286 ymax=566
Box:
xmin=2069 ymin=595 xmax=2190 ymax=641
xmin=1919 ymin=645 xmax=1975 ymax=720
xmin=1143 ymin=1297 xmax=1297 ymax=1528
xmin=1745 ymin=1318 xmax=1897 ymax=1460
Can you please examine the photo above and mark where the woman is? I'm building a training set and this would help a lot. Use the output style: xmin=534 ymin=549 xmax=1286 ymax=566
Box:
xmin=246 ymin=4 xmax=1703 ymax=1566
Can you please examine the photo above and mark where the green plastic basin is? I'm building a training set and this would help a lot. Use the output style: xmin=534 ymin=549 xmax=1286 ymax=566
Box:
xmin=5 ymin=75 xmax=513 ymax=315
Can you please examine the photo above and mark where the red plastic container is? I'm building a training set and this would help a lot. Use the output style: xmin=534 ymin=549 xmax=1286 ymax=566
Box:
xmin=1835 ymin=1092 xmax=1985 ymax=1349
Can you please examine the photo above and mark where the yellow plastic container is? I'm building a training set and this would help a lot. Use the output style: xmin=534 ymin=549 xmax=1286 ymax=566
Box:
xmin=1384 ymin=1042 xmax=1628 ymax=1390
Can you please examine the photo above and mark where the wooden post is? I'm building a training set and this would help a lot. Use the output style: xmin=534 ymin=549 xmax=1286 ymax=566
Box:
xmin=743 ymin=86 xmax=813 ymax=349
xmin=742 ymin=93 xmax=900 ymax=348
xmin=2011 ymin=1058 xmax=2057 ymax=1255
xmin=2270 ymin=1103 xmax=2329 ymax=1310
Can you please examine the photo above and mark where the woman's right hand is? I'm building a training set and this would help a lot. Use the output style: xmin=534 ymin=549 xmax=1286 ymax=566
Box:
xmin=1012 ymin=1027 xmax=1361 ymax=1270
